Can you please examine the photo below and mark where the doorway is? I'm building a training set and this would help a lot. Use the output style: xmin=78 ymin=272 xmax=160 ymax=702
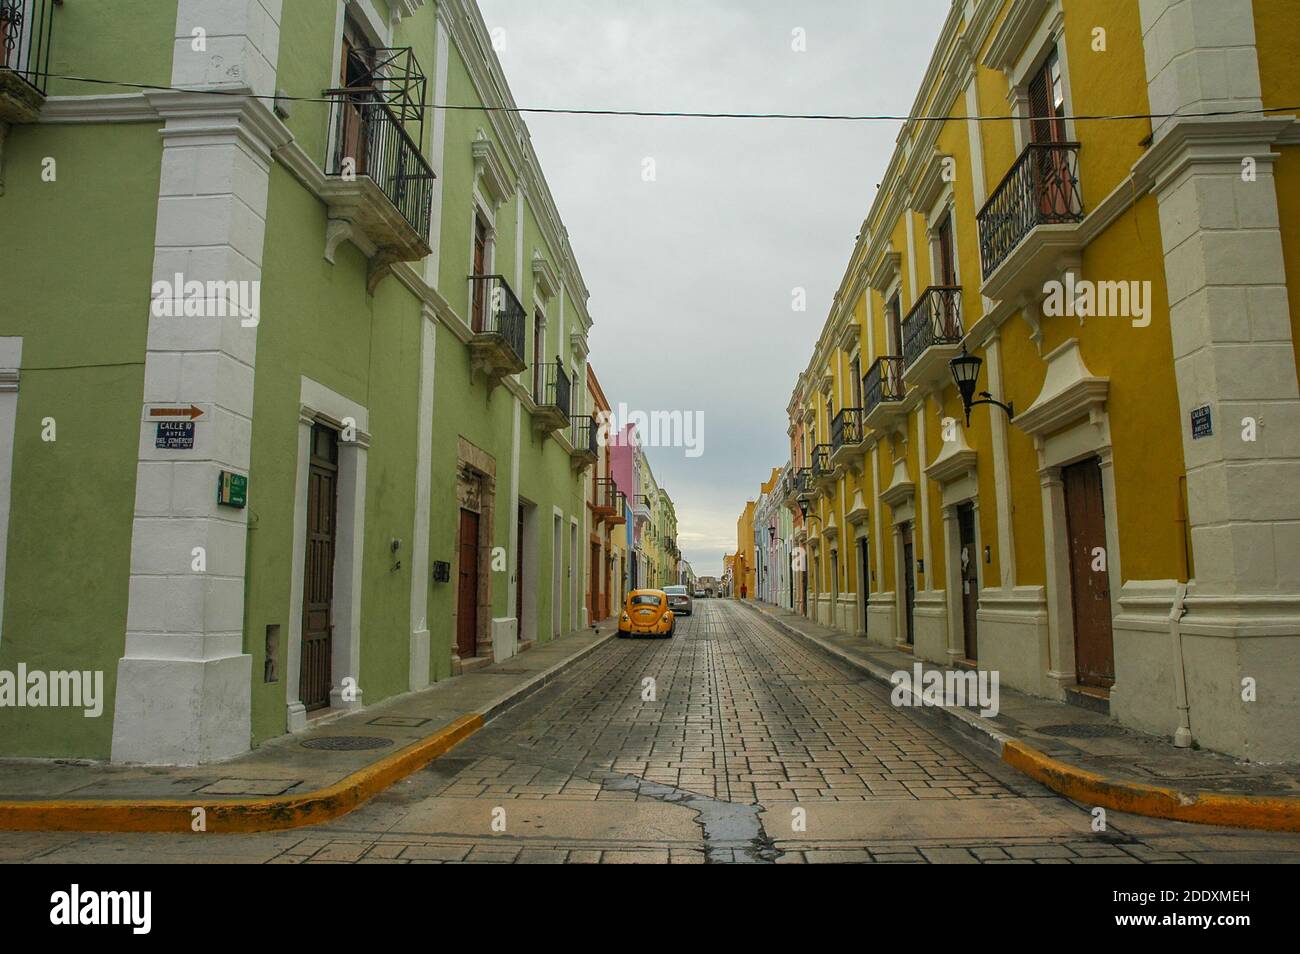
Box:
xmin=858 ymin=536 xmax=870 ymax=634
xmin=958 ymin=503 xmax=979 ymax=660
xmin=1063 ymin=457 xmax=1115 ymax=688
xmin=901 ymin=523 xmax=915 ymax=646
xmin=590 ymin=542 xmax=602 ymax=623
xmin=300 ymin=423 xmax=338 ymax=711
xmin=457 ymin=508 xmax=480 ymax=659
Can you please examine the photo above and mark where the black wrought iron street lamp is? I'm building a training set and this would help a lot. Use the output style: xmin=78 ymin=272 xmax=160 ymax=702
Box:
xmin=949 ymin=347 xmax=1013 ymax=427
xmin=797 ymin=498 xmax=809 ymax=519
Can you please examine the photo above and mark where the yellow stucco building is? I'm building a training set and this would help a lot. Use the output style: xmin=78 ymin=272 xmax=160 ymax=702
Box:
xmin=781 ymin=0 xmax=1300 ymax=762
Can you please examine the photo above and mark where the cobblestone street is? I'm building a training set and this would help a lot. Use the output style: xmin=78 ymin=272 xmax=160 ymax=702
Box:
xmin=4 ymin=600 xmax=1299 ymax=864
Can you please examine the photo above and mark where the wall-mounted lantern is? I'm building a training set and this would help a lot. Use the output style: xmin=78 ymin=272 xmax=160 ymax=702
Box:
xmin=949 ymin=347 xmax=1013 ymax=427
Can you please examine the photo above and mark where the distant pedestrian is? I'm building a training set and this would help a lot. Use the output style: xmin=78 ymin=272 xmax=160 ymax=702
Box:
xmin=740 ymin=584 xmax=747 ymax=600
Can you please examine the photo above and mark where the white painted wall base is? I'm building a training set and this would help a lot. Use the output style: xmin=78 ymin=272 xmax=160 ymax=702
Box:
xmin=110 ymin=654 xmax=251 ymax=765
xmin=912 ymin=591 xmax=949 ymax=665
xmin=866 ymin=594 xmax=896 ymax=649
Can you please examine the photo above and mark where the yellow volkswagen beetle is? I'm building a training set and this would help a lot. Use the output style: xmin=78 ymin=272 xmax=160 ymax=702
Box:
xmin=616 ymin=589 xmax=676 ymax=638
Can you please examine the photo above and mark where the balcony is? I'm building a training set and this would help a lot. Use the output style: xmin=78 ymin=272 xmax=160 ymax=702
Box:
xmin=569 ymin=415 xmax=598 ymax=469
xmin=532 ymin=361 xmax=571 ymax=433
xmin=830 ymin=407 xmax=865 ymax=472
xmin=793 ymin=467 xmax=815 ymax=506
xmin=863 ymin=355 xmax=907 ymax=433
xmin=977 ymin=142 xmax=1084 ymax=300
xmin=322 ymin=47 xmax=436 ymax=272
xmin=901 ymin=285 xmax=964 ymax=387
xmin=593 ymin=477 xmax=626 ymax=526
xmin=467 ymin=274 xmax=527 ymax=383
xmin=0 ymin=0 xmax=55 ymax=123
xmin=811 ymin=443 xmax=836 ymax=491
xmin=633 ymin=494 xmax=653 ymax=527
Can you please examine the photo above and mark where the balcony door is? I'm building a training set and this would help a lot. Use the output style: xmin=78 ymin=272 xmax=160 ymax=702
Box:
xmin=888 ymin=293 xmax=903 ymax=357
xmin=339 ymin=34 xmax=375 ymax=177
xmin=471 ymin=215 xmax=488 ymax=332
xmin=1028 ymin=48 xmax=1073 ymax=219
xmin=901 ymin=523 xmax=915 ymax=646
xmin=532 ymin=312 xmax=544 ymax=400
xmin=300 ymin=424 xmax=338 ymax=711
xmin=457 ymin=508 xmax=480 ymax=659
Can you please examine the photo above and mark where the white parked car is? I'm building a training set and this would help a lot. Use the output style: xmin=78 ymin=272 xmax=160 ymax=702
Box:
xmin=663 ymin=585 xmax=693 ymax=616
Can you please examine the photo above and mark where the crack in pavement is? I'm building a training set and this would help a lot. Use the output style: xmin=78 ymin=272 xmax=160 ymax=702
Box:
xmin=485 ymin=739 xmax=782 ymax=863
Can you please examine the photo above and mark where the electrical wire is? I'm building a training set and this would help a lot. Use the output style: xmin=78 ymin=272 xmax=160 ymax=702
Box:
xmin=45 ymin=72 xmax=1300 ymax=125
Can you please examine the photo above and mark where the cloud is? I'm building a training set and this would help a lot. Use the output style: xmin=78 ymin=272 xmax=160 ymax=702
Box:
xmin=478 ymin=0 xmax=952 ymax=575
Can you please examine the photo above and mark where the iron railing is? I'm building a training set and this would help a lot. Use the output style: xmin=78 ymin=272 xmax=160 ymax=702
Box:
xmin=594 ymin=476 xmax=623 ymax=513
xmin=467 ymin=274 xmax=526 ymax=358
xmin=977 ymin=142 xmax=1083 ymax=277
xmin=794 ymin=467 xmax=814 ymax=498
xmin=325 ymin=89 xmax=435 ymax=241
xmin=902 ymin=285 xmax=964 ymax=368
xmin=864 ymin=356 xmax=906 ymax=414
xmin=831 ymin=407 xmax=864 ymax=452
xmin=0 ymin=0 xmax=55 ymax=96
xmin=571 ymin=415 xmax=598 ymax=456
xmin=535 ymin=361 xmax=571 ymax=418
xmin=811 ymin=443 xmax=833 ymax=481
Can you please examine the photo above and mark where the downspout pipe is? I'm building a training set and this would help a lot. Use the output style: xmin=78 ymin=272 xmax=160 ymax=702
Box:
xmin=1169 ymin=583 xmax=1192 ymax=748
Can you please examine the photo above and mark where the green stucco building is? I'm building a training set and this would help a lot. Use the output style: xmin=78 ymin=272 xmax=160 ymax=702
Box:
xmin=0 ymin=0 xmax=598 ymax=763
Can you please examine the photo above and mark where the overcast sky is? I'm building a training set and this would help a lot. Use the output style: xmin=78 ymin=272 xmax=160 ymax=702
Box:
xmin=477 ymin=0 xmax=953 ymax=576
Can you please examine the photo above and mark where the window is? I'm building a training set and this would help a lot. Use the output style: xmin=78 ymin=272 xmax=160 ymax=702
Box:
xmin=470 ymin=214 xmax=488 ymax=332
xmin=936 ymin=212 xmax=956 ymax=286
xmin=888 ymin=293 xmax=902 ymax=356
xmin=1028 ymin=49 xmax=1067 ymax=144
xmin=532 ymin=311 xmax=544 ymax=399
xmin=850 ymin=355 xmax=862 ymax=408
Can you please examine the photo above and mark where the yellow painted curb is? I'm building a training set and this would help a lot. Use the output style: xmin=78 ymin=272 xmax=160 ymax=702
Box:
xmin=1002 ymin=739 xmax=1300 ymax=833
xmin=0 ymin=713 xmax=484 ymax=834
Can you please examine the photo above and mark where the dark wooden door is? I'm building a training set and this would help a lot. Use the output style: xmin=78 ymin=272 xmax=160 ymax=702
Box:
xmin=300 ymin=424 xmax=338 ymax=711
xmin=515 ymin=506 xmax=524 ymax=630
xmin=902 ymin=525 xmax=915 ymax=645
xmin=958 ymin=502 xmax=979 ymax=660
xmin=590 ymin=543 xmax=602 ymax=621
xmin=471 ymin=217 xmax=487 ymax=332
xmin=859 ymin=537 xmax=870 ymax=633
xmin=1063 ymin=458 xmax=1115 ymax=688
xmin=457 ymin=508 xmax=480 ymax=658
xmin=889 ymin=295 xmax=903 ymax=356
xmin=339 ymin=39 xmax=371 ymax=177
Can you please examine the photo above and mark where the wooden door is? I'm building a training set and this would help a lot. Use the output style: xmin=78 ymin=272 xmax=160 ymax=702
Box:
xmin=589 ymin=543 xmax=601 ymax=621
xmin=339 ymin=39 xmax=371 ymax=177
xmin=457 ymin=508 xmax=480 ymax=658
xmin=889 ymin=294 xmax=903 ymax=356
xmin=300 ymin=424 xmax=338 ymax=711
xmin=901 ymin=525 xmax=915 ymax=646
xmin=1063 ymin=458 xmax=1114 ymax=688
xmin=958 ymin=503 xmax=979 ymax=660
xmin=471 ymin=217 xmax=487 ymax=333
xmin=514 ymin=506 xmax=524 ymax=633
xmin=859 ymin=537 xmax=870 ymax=633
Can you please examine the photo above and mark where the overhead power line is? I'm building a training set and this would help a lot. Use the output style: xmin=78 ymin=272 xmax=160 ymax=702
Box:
xmin=43 ymin=72 xmax=1300 ymax=125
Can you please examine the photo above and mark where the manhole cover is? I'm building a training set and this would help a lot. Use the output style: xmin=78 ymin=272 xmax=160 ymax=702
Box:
xmin=301 ymin=736 xmax=395 ymax=751
xmin=1036 ymin=723 xmax=1128 ymax=739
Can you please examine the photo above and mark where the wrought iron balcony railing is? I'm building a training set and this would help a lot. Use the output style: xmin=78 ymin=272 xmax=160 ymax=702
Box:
xmin=534 ymin=361 xmax=571 ymax=419
xmin=570 ymin=414 xmax=598 ymax=460
xmin=831 ymin=407 xmax=864 ymax=453
xmin=977 ymin=142 xmax=1083 ymax=278
xmin=594 ymin=477 xmax=624 ymax=518
xmin=1 ymin=0 xmax=55 ymax=96
xmin=811 ymin=443 xmax=833 ymax=482
xmin=863 ymin=356 xmax=906 ymax=415
xmin=902 ymin=285 xmax=963 ymax=369
xmin=794 ymin=467 xmax=814 ymax=499
xmin=325 ymin=88 xmax=435 ymax=243
xmin=467 ymin=274 xmax=526 ymax=364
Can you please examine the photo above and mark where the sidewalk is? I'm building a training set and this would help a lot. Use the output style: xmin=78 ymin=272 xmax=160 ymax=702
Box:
xmin=743 ymin=600 xmax=1300 ymax=832
xmin=0 ymin=624 xmax=617 ymax=833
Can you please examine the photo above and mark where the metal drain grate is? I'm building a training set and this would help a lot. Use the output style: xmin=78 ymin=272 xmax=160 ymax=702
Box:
xmin=1036 ymin=723 xmax=1128 ymax=739
xmin=301 ymin=736 xmax=395 ymax=751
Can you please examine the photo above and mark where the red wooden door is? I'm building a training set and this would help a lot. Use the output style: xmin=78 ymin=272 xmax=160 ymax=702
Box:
xmin=339 ymin=39 xmax=371 ymax=177
xmin=590 ymin=543 xmax=601 ymax=621
xmin=471 ymin=217 xmax=487 ymax=333
xmin=958 ymin=502 xmax=979 ymax=660
xmin=300 ymin=424 xmax=338 ymax=711
xmin=457 ymin=508 xmax=480 ymax=658
xmin=1063 ymin=458 xmax=1115 ymax=688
